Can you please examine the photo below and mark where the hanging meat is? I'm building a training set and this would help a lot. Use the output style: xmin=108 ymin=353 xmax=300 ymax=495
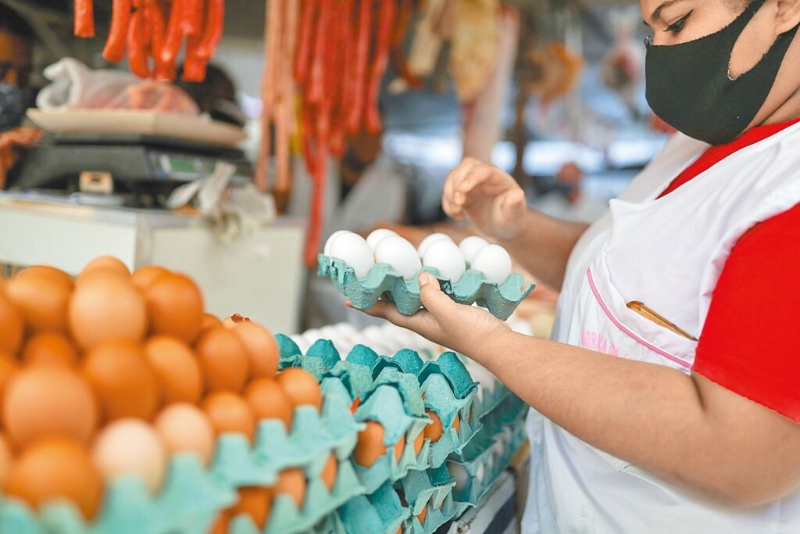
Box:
xmin=73 ymin=0 xmax=226 ymax=82
xmin=258 ymin=0 xmax=405 ymax=267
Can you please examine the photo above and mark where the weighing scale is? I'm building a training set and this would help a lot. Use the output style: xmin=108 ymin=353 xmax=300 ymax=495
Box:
xmin=8 ymin=133 xmax=254 ymax=208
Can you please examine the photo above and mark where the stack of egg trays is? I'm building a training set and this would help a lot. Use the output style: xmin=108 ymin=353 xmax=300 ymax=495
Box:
xmin=317 ymin=255 xmax=535 ymax=320
xmin=395 ymin=466 xmax=458 ymax=534
xmin=276 ymin=337 xmax=481 ymax=483
xmin=0 ymin=394 xmax=362 ymax=534
xmin=446 ymin=405 xmax=529 ymax=517
xmin=338 ymin=482 xmax=408 ymax=534
xmin=0 ymin=452 xmax=235 ymax=534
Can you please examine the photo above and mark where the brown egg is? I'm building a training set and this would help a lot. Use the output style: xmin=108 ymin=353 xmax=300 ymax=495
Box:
xmin=394 ymin=438 xmax=405 ymax=462
xmin=0 ymin=291 xmax=23 ymax=355
xmin=320 ymin=454 xmax=337 ymax=491
xmin=208 ymin=512 xmax=231 ymax=534
xmin=229 ymin=322 xmax=279 ymax=378
xmin=82 ymin=340 xmax=160 ymax=421
xmin=424 ymin=409 xmax=443 ymax=443
xmin=3 ymin=366 xmax=98 ymax=448
xmin=130 ymin=266 xmax=171 ymax=292
xmin=6 ymin=267 xmax=73 ymax=335
xmin=243 ymin=378 xmax=293 ymax=430
xmin=143 ymin=336 xmax=203 ymax=404
xmin=195 ymin=328 xmax=249 ymax=393
xmin=92 ymin=419 xmax=167 ymax=493
xmin=417 ymin=504 xmax=428 ymax=525
xmin=0 ymin=351 xmax=19 ymax=402
xmin=143 ymin=273 xmax=204 ymax=344
xmin=4 ymin=437 xmax=103 ymax=520
xmin=275 ymin=368 xmax=322 ymax=410
xmin=413 ymin=429 xmax=424 ymax=455
xmin=201 ymin=313 xmax=223 ymax=332
xmin=202 ymin=392 xmax=256 ymax=442
xmin=0 ymin=431 xmax=12 ymax=489
xmin=354 ymin=420 xmax=387 ymax=468
xmin=77 ymin=256 xmax=130 ymax=283
xmin=274 ymin=468 xmax=306 ymax=509
xmin=154 ymin=403 xmax=215 ymax=466
xmin=233 ymin=487 xmax=273 ymax=529
xmin=68 ymin=272 xmax=147 ymax=351
xmin=21 ymin=333 xmax=79 ymax=368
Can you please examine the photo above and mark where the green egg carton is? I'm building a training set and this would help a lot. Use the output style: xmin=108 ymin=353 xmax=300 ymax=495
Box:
xmin=477 ymin=394 xmax=529 ymax=437
xmin=318 ymin=255 xmax=535 ymax=321
xmin=0 ymin=452 xmax=235 ymax=534
xmin=472 ymin=381 xmax=513 ymax=422
xmin=262 ymin=459 xmax=363 ymax=534
xmin=395 ymin=466 xmax=457 ymax=534
xmin=420 ymin=370 xmax=480 ymax=469
xmin=338 ymin=482 xmax=408 ymax=534
xmin=308 ymin=512 xmax=347 ymax=534
xmin=352 ymin=384 xmax=432 ymax=494
xmin=447 ymin=421 xmax=528 ymax=517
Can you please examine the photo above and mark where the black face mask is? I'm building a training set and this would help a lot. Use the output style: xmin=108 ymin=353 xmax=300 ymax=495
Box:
xmin=645 ymin=0 xmax=799 ymax=146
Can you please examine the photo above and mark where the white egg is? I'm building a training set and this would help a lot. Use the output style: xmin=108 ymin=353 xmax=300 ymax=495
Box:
xmin=459 ymin=236 xmax=489 ymax=265
xmin=323 ymin=230 xmax=351 ymax=256
xmin=417 ymin=233 xmax=453 ymax=257
xmin=448 ymin=462 xmax=470 ymax=492
xmin=327 ymin=232 xmax=376 ymax=279
xmin=422 ymin=240 xmax=466 ymax=283
xmin=374 ymin=236 xmax=422 ymax=280
xmin=475 ymin=462 xmax=485 ymax=484
xmin=470 ymin=244 xmax=512 ymax=285
xmin=366 ymin=228 xmax=398 ymax=251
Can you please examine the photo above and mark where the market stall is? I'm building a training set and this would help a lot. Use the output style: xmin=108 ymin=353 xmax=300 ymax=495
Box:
xmin=0 ymin=0 xmax=655 ymax=532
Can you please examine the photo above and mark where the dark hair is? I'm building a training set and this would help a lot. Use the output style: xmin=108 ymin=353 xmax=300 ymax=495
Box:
xmin=0 ymin=3 xmax=34 ymax=42
xmin=175 ymin=63 xmax=236 ymax=114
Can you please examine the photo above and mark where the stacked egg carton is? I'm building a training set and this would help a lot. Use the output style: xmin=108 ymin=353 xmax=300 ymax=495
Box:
xmin=277 ymin=334 xmax=530 ymax=534
xmin=0 ymin=392 xmax=363 ymax=534
xmin=319 ymin=230 xmax=535 ymax=321
xmin=446 ymin=393 xmax=529 ymax=517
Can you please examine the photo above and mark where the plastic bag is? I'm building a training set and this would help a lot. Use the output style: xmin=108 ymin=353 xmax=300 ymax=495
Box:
xmin=36 ymin=58 xmax=199 ymax=115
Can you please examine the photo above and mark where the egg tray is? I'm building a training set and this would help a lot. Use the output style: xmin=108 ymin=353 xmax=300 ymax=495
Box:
xmin=317 ymin=255 xmax=535 ymax=321
xmin=338 ymin=482 xmax=408 ymax=534
xmin=396 ymin=466 xmax=458 ymax=534
xmin=0 ymin=453 xmax=235 ymax=534
xmin=276 ymin=338 xmax=481 ymax=472
xmin=477 ymin=393 xmax=529 ymax=437
xmin=447 ymin=421 xmax=529 ymax=518
xmin=0 ymin=394 xmax=363 ymax=534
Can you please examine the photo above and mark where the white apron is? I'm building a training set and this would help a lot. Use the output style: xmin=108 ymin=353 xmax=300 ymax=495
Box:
xmin=522 ymin=122 xmax=800 ymax=533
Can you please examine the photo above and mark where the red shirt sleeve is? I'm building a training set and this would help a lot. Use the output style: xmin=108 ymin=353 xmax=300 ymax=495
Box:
xmin=694 ymin=203 xmax=800 ymax=422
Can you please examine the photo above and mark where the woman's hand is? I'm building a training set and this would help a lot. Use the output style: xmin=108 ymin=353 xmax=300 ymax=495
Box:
xmin=355 ymin=272 xmax=511 ymax=359
xmin=443 ymin=157 xmax=529 ymax=242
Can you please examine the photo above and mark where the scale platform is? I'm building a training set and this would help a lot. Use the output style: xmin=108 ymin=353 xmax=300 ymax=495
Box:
xmin=9 ymin=133 xmax=254 ymax=207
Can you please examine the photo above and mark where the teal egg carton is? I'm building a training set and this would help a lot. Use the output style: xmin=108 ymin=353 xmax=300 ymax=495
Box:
xmin=318 ymin=255 xmax=535 ymax=321
xmin=351 ymin=384 xmax=432 ymax=494
xmin=395 ymin=467 xmax=458 ymax=534
xmin=447 ymin=420 xmax=528 ymax=517
xmin=338 ymin=482 xmax=408 ymax=534
xmin=0 ymin=453 xmax=234 ymax=534
xmin=477 ymin=394 xmax=529 ymax=437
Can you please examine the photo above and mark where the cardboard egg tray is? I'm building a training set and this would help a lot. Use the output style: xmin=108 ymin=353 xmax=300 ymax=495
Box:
xmin=0 ymin=453 xmax=235 ymax=534
xmin=0 ymin=393 xmax=363 ymax=534
xmin=338 ymin=482 xmax=408 ymax=534
xmin=447 ymin=420 xmax=528 ymax=517
xmin=276 ymin=337 xmax=481 ymax=478
xmin=317 ymin=255 xmax=535 ymax=321
xmin=396 ymin=467 xmax=458 ymax=534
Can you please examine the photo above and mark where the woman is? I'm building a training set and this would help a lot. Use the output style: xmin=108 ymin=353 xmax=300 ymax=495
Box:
xmin=359 ymin=0 xmax=800 ymax=531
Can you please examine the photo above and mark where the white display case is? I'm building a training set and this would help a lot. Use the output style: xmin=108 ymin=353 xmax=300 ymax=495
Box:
xmin=0 ymin=193 xmax=306 ymax=334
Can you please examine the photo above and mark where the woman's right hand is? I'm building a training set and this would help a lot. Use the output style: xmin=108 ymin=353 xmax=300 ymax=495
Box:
xmin=443 ymin=158 xmax=528 ymax=241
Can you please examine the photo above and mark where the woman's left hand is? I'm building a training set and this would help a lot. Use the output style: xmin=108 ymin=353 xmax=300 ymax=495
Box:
xmin=353 ymin=272 xmax=511 ymax=359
